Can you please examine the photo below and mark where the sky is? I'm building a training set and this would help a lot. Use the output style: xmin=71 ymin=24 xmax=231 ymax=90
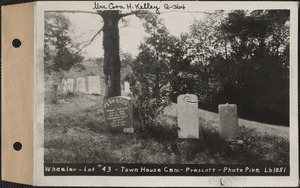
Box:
xmin=67 ymin=11 xmax=205 ymax=58
xmin=42 ymin=1 xmax=294 ymax=58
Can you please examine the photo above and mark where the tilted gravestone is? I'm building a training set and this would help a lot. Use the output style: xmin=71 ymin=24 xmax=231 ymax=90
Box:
xmin=76 ymin=78 xmax=86 ymax=93
xmin=104 ymin=96 xmax=134 ymax=133
xmin=87 ymin=76 xmax=101 ymax=95
xmin=218 ymin=103 xmax=239 ymax=141
xmin=177 ymin=94 xmax=199 ymax=138
xmin=124 ymin=82 xmax=131 ymax=93
xmin=66 ymin=78 xmax=74 ymax=93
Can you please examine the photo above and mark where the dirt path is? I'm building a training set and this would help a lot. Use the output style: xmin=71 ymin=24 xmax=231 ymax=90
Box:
xmin=164 ymin=103 xmax=289 ymax=139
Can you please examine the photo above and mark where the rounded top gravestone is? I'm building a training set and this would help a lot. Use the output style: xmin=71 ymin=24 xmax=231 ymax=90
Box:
xmin=177 ymin=94 xmax=198 ymax=117
xmin=177 ymin=94 xmax=199 ymax=138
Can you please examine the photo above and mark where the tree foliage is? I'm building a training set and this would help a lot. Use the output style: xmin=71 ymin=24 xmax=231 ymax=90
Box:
xmin=130 ymin=15 xmax=174 ymax=126
xmin=132 ymin=10 xmax=290 ymax=126
xmin=120 ymin=52 xmax=134 ymax=83
xmin=45 ymin=12 xmax=83 ymax=71
xmin=218 ymin=10 xmax=290 ymax=125
xmin=44 ymin=9 xmax=290 ymax=126
xmin=182 ymin=10 xmax=289 ymax=125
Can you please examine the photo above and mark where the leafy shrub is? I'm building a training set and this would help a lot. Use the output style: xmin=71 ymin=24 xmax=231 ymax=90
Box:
xmin=129 ymin=15 xmax=173 ymax=128
xmin=200 ymin=123 xmax=228 ymax=153
xmin=132 ymin=94 xmax=170 ymax=127
xmin=139 ymin=121 xmax=179 ymax=141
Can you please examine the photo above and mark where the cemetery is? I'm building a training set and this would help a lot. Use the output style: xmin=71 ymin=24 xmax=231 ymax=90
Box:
xmin=44 ymin=10 xmax=290 ymax=166
xmin=44 ymin=59 xmax=289 ymax=165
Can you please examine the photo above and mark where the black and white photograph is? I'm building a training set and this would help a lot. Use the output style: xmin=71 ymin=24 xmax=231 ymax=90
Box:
xmin=33 ymin=1 xmax=298 ymax=186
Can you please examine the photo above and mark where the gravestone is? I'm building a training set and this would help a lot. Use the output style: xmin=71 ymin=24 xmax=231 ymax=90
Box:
xmin=218 ymin=103 xmax=239 ymax=141
xmin=124 ymin=82 xmax=131 ymax=93
xmin=61 ymin=77 xmax=68 ymax=93
xmin=66 ymin=78 xmax=74 ymax=93
xmin=104 ymin=96 xmax=134 ymax=133
xmin=51 ymin=84 xmax=58 ymax=104
xmin=177 ymin=94 xmax=199 ymax=138
xmin=76 ymin=78 xmax=86 ymax=93
xmin=100 ymin=77 xmax=106 ymax=96
xmin=87 ymin=76 xmax=101 ymax=95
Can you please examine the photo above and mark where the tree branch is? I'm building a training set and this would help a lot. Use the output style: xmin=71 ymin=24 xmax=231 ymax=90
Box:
xmin=45 ymin=10 xmax=214 ymax=16
xmin=45 ymin=10 xmax=99 ymax=15
xmin=56 ymin=27 xmax=104 ymax=61
xmin=95 ymin=10 xmax=151 ymax=18
xmin=119 ymin=10 xmax=151 ymax=18
xmin=74 ymin=27 xmax=103 ymax=55
xmin=163 ymin=11 xmax=214 ymax=15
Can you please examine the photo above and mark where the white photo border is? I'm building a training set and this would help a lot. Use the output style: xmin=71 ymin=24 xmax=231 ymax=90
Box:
xmin=34 ymin=1 xmax=298 ymax=186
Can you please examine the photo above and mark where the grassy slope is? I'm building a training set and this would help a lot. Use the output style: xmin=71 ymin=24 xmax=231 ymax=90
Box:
xmin=163 ymin=104 xmax=289 ymax=139
xmin=44 ymin=60 xmax=289 ymax=165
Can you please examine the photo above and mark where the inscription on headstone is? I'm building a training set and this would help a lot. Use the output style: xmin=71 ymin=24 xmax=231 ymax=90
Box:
xmin=66 ymin=78 xmax=74 ymax=93
xmin=104 ymin=96 xmax=133 ymax=132
xmin=218 ymin=103 xmax=239 ymax=141
xmin=76 ymin=78 xmax=86 ymax=93
xmin=177 ymin=94 xmax=199 ymax=138
xmin=87 ymin=76 xmax=101 ymax=95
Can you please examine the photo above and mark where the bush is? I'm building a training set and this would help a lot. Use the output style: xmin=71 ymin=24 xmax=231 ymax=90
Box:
xmin=132 ymin=95 xmax=170 ymax=125
xmin=139 ymin=121 xmax=179 ymax=141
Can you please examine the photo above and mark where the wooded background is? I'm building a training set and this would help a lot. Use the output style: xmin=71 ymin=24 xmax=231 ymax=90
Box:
xmin=44 ymin=10 xmax=290 ymax=126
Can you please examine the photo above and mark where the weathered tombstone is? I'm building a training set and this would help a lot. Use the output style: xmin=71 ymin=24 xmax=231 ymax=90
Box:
xmin=51 ymin=84 xmax=59 ymax=104
xmin=87 ymin=76 xmax=101 ymax=95
xmin=124 ymin=82 xmax=130 ymax=93
xmin=61 ymin=77 xmax=68 ymax=93
xmin=218 ymin=103 xmax=239 ymax=141
xmin=177 ymin=94 xmax=199 ymax=138
xmin=76 ymin=78 xmax=86 ymax=93
xmin=66 ymin=78 xmax=74 ymax=93
xmin=104 ymin=96 xmax=134 ymax=133
xmin=100 ymin=76 xmax=106 ymax=96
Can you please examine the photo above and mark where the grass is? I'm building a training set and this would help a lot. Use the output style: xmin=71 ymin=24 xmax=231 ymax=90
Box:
xmin=44 ymin=60 xmax=289 ymax=165
xmin=44 ymin=90 xmax=289 ymax=165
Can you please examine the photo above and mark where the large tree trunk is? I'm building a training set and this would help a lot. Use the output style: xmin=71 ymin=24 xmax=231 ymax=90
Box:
xmin=99 ymin=11 xmax=121 ymax=99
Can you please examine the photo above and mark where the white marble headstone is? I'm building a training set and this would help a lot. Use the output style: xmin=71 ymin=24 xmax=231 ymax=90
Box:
xmin=76 ymin=78 xmax=86 ymax=93
xmin=87 ymin=76 xmax=101 ymax=95
xmin=218 ymin=103 xmax=239 ymax=141
xmin=61 ymin=78 xmax=68 ymax=93
xmin=66 ymin=78 xmax=74 ymax=93
xmin=124 ymin=82 xmax=130 ymax=93
xmin=177 ymin=94 xmax=199 ymax=138
xmin=100 ymin=77 xmax=106 ymax=96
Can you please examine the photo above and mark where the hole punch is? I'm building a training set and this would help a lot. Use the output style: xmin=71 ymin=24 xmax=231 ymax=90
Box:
xmin=12 ymin=39 xmax=21 ymax=48
xmin=13 ymin=142 xmax=22 ymax=151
